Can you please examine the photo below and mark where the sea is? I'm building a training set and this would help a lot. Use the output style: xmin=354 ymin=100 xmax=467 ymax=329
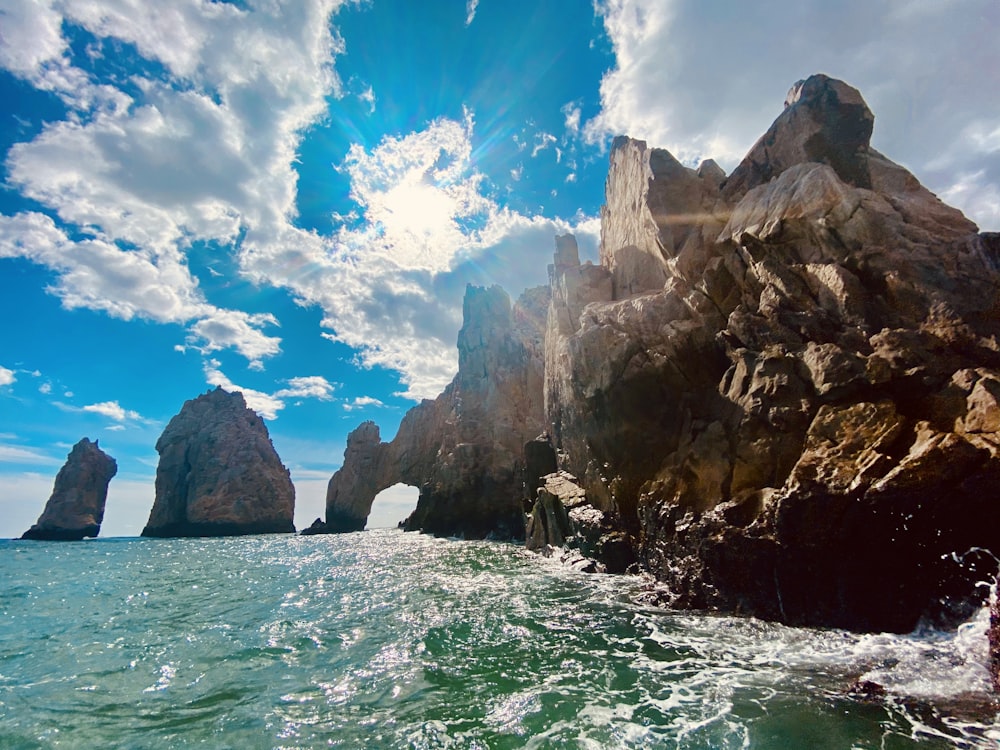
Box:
xmin=1 ymin=529 xmax=998 ymax=749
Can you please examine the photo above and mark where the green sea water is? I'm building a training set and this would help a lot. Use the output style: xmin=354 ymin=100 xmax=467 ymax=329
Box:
xmin=1 ymin=530 xmax=997 ymax=749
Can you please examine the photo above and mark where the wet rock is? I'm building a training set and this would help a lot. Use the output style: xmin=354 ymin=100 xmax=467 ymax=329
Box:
xmin=990 ymin=580 xmax=1000 ymax=693
xmin=299 ymin=518 xmax=329 ymax=536
xmin=21 ymin=438 xmax=117 ymax=541
xmin=142 ymin=387 xmax=295 ymax=537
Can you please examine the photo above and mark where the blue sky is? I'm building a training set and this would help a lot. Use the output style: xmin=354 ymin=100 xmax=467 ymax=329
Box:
xmin=1 ymin=0 xmax=998 ymax=537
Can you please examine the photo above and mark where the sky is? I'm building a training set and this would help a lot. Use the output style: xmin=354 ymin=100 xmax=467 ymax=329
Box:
xmin=1 ymin=0 xmax=998 ymax=538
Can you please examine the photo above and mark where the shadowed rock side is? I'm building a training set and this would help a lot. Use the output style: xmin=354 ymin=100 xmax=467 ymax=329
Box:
xmin=21 ymin=438 xmax=117 ymax=540
xmin=324 ymin=284 xmax=549 ymax=538
xmin=991 ymin=584 xmax=1000 ymax=693
xmin=142 ymin=387 xmax=295 ymax=537
xmin=546 ymin=74 xmax=1000 ymax=633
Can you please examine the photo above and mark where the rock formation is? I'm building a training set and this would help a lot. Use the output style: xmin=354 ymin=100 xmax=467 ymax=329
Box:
xmin=142 ymin=387 xmax=295 ymax=537
xmin=324 ymin=284 xmax=548 ymax=537
xmin=21 ymin=438 xmax=117 ymax=540
xmin=545 ymin=73 xmax=1000 ymax=632
xmin=330 ymin=73 xmax=1000 ymax=635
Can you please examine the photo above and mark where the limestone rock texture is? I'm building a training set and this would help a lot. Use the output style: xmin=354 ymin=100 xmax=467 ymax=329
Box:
xmin=142 ymin=387 xmax=295 ymax=537
xmin=21 ymin=438 xmax=117 ymax=541
xmin=325 ymin=284 xmax=548 ymax=538
xmin=545 ymin=73 xmax=1000 ymax=632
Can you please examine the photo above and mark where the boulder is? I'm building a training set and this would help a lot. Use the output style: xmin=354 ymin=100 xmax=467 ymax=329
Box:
xmin=21 ymin=438 xmax=117 ymax=541
xmin=141 ymin=387 xmax=295 ymax=537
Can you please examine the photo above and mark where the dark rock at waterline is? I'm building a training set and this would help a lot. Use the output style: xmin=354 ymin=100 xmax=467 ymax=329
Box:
xmin=990 ymin=583 xmax=1000 ymax=693
xmin=300 ymin=518 xmax=329 ymax=535
xmin=141 ymin=387 xmax=295 ymax=538
xmin=525 ymin=471 xmax=636 ymax=574
xmin=21 ymin=438 xmax=117 ymax=541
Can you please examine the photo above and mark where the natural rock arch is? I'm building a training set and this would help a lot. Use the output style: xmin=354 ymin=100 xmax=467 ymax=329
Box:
xmin=325 ymin=284 xmax=549 ymax=537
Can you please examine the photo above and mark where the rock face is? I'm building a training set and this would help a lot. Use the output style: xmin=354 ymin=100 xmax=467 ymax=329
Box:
xmin=325 ymin=284 xmax=548 ymax=537
xmin=330 ymin=73 xmax=1000 ymax=634
xmin=545 ymin=74 xmax=1000 ymax=632
xmin=21 ymin=438 xmax=117 ymax=541
xmin=142 ymin=387 xmax=295 ymax=537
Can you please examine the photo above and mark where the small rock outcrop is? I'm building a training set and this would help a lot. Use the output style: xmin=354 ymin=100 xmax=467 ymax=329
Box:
xmin=21 ymin=438 xmax=117 ymax=540
xmin=325 ymin=284 xmax=549 ymax=538
xmin=142 ymin=387 xmax=295 ymax=537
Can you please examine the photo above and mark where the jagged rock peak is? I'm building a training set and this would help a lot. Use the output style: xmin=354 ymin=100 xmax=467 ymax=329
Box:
xmin=141 ymin=387 xmax=295 ymax=537
xmin=21 ymin=438 xmax=117 ymax=541
xmin=723 ymin=73 xmax=875 ymax=198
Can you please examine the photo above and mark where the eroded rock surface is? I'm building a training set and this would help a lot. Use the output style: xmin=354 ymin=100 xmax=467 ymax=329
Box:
xmin=325 ymin=284 xmax=548 ymax=538
xmin=328 ymin=73 xmax=1000 ymax=633
xmin=545 ymin=74 xmax=1000 ymax=632
xmin=142 ymin=387 xmax=295 ymax=537
xmin=21 ymin=438 xmax=117 ymax=541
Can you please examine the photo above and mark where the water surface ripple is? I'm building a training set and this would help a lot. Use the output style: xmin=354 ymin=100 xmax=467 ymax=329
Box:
xmin=1 ymin=530 xmax=997 ymax=748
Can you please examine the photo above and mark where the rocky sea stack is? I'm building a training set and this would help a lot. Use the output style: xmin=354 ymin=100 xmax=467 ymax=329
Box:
xmin=142 ymin=387 xmax=295 ymax=537
xmin=331 ymin=74 xmax=1000 ymax=635
xmin=21 ymin=438 xmax=117 ymax=541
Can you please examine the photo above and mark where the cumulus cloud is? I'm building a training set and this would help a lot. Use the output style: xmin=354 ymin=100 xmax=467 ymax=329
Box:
xmin=344 ymin=395 xmax=385 ymax=411
xmin=274 ymin=376 xmax=338 ymax=401
xmin=587 ymin=0 xmax=1000 ymax=229
xmin=203 ymin=361 xmax=285 ymax=421
xmin=0 ymin=366 xmax=15 ymax=387
xmin=239 ymin=116 xmax=600 ymax=400
xmin=82 ymin=400 xmax=141 ymax=422
xmin=0 ymin=0 xmax=348 ymax=365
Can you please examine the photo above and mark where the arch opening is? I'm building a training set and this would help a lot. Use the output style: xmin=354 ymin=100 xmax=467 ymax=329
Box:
xmin=368 ymin=483 xmax=419 ymax=529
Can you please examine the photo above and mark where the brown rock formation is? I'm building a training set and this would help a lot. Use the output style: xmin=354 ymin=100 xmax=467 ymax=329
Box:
xmin=142 ymin=387 xmax=295 ymax=537
xmin=544 ymin=73 xmax=1000 ymax=632
xmin=324 ymin=284 xmax=548 ymax=538
xmin=21 ymin=438 xmax=117 ymax=541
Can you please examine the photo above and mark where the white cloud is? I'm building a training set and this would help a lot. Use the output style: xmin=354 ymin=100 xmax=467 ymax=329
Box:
xmin=0 ymin=443 xmax=59 ymax=465
xmin=586 ymin=0 xmax=1000 ymax=230
xmin=561 ymin=102 xmax=582 ymax=136
xmin=38 ymin=383 xmax=52 ymax=395
xmin=203 ymin=361 xmax=285 ymax=422
xmin=82 ymin=400 xmax=141 ymax=422
xmin=531 ymin=132 xmax=557 ymax=158
xmin=343 ymin=395 xmax=385 ymax=411
xmin=239 ymin=115 xmax=600 ymax=401
xmin=0 ymin=0 xmax=349 ymax=365
xmin=0 ymin=366 xmax=15 ymax=387
xmin=465 ymin=0 xmax=480 ymax=26
xmin=274 ymin=376 xmax=337 ymax=400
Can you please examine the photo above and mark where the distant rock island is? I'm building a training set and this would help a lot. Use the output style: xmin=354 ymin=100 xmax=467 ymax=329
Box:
xmin=328 ymin=74 xmax=1000 ymax=634
xmin=21 ymin=438 xmax=117 ymax=541
xmin=141 ymin=387 xmax=295 ymax=537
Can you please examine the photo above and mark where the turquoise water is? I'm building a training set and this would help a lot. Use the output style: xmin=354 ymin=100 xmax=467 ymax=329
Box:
xmin=1 ymin=530 xmax=997 ymax=749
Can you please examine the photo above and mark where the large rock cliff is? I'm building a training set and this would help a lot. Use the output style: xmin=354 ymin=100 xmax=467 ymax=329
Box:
xmin=330 ymin=74 xmax=1000 ymax=634
xmin=142 ymin=387 xmax=295 ymax=537
xmin=325 ymin=284 xmax=548 ymax=537
xmin=546 ymin=74 xmax=1000 ymax=632
xmin=21 ymin=438 xmax=117 ymax=541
